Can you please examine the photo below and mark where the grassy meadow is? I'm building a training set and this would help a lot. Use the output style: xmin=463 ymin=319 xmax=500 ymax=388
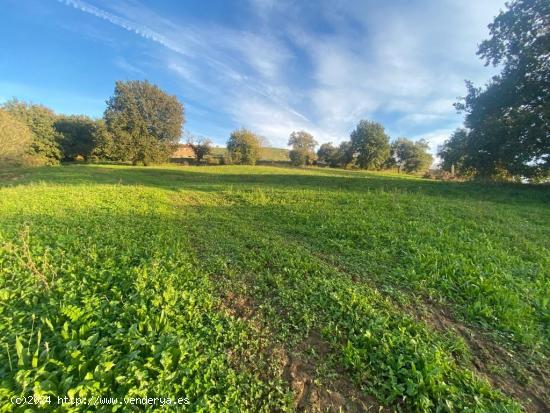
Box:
xmin=210 ymin=147 xmax=290 ymax=162
xmin=0 ymin=164 xmax=548 ymax=412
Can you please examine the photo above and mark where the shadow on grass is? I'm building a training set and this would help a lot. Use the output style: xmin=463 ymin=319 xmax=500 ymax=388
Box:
xmin=1 ymin=163 xmax=549 ymax=206
xmin=1 ymin=163 xmax=548 ymax=411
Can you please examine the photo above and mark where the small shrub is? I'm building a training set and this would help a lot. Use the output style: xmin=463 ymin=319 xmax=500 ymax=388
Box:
xmin=0 ymin=109 xmax=32 ymax=166
xmin=227 ymin=128 xmax=261 ymax=165
xmin=206 ymin=156 xmax=220 ymax=165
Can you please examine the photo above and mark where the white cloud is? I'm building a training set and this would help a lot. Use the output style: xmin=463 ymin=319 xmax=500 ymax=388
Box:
xmin=59 ymin=0 xmax=309 ymax=135
xmin=218 ymin=30 xmax=291 ymax=81
xmin=412 ymin=128 xmax=456 ymax=156
xmin=58 ymin=0 xmax=184 ymax=54
xmin=114 ymin=56 xmax=145 ymax=76
xmin=58 ymin=0 xmax=506 ymax=147
xmin=228 ymin=97 xmax=326 ymax=147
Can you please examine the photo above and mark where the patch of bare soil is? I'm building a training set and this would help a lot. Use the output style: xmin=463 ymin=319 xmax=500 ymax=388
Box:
xmin=219 ymin=290 xmax=387 ymax=412
xmin=416 ymin=302 xmax=550 ymax=413
xmin=305 ymin=248 xmax=549 ymax=412
xmin=281 ymin=331 xmax=386 ymax=413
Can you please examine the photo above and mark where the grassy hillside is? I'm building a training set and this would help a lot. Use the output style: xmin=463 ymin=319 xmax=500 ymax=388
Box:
xmin=211 ymin=147 xmax=290 ymax=161
xmin=0 ymin=164 xmax=548 ymax=412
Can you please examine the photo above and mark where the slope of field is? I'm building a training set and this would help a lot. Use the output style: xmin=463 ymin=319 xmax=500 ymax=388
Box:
xmin=0 ymin=164 xmax=548 ymax=412
xmin=210 ymin=147 xmax=290 ymax=161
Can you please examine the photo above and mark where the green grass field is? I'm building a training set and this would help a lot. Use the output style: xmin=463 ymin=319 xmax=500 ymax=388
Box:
xmin=0 ymin=164 xmax=548 ymax=412
xmin=210 ymin=147 xmax=290 ymax=162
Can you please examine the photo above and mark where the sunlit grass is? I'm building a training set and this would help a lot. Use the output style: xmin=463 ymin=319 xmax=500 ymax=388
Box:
xmin=0 ymin=164 xmax=548 ymax=411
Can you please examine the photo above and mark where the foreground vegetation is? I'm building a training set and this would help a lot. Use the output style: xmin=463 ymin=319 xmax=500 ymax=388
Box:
xmin=0 ymin=164 xmax=548 ymax=412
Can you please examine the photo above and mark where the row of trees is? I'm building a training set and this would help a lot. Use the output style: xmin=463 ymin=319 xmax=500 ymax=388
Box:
xmin=207 ymin=122 xmax=432 ymax=173
xmin=286 ymin=121 xmax=433 ymax=173
xmin=1 ymin=88 xmax=431 ymax=173
xmin=438 ymin=0 xmax=549 ymax=182
xmin=0 ymin=80 xmax=185 ymax=166
xmin=1 ymin=81 xmax=431 ymax=173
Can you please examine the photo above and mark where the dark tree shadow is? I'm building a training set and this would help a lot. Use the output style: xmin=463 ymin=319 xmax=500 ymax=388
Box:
xmin=1 ymin=164 xmax=549 ymax=206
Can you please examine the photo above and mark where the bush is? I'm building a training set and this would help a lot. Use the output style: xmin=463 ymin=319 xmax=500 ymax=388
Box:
xmin=2 ymin=99 xmax=62 ymax=164
xmin=288 ymin=131 xmax=317 ymax=166
xmin=206 ymin=156 xmax=221 ymax=165
xmin=227 ymin=128 xmax=261 ymax=165
xmin=0 ymin=109 xmax=34 ymax=166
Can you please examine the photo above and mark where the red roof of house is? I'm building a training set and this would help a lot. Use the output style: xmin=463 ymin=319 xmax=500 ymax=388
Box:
xmin=172 ymin=144 xmax=194 ymax=158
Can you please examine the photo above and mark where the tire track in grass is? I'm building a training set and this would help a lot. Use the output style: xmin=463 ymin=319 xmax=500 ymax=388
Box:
xmin=176 ymin=192 xmax=382 ymax=412
xmin=243 ymin=212 xmax=550 ymax=412
xmin=175 ymin=192 xmax=522 ymax=412
xmin=212 ymin=190 xmax=549 ymax=412
xmin=206 ymin=186 xmax=550 ymax=411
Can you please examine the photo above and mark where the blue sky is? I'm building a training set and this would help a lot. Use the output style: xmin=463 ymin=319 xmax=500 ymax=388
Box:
xmin=0 ymin=0 xmax=505 ymax=151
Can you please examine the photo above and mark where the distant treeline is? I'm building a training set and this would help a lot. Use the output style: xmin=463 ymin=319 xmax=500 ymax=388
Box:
xmin=1 ymin=1 xmax=547 ymax=181
xmin=283 ymin=127 xmax=434 ymax=173
xmin=0 ymin=81 xmax=433 ymax=174
xmin=0 ymin=80 xmax=184 ymax=166
xmin=184 ymin=125 xmax=434 ymax=174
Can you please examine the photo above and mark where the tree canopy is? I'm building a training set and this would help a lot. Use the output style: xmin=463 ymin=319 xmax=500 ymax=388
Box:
xmin=2 ymin=99 xmax=62 ymax=164
xmin=392 ymin=138 xmax=433 ymax=173
xmin=350 ymin=120 xmax=390 ymax=169
xmin=337 ymin=141 xmax=355 ymax=168
xmin=288 ymin=130 xmax=317 ymax=166
xmin=90 ymin=120 xmax=116 ymax=161
xmin=227 ymin=128 xmax=262 ymax=165
xmin=317 ymin=143 xmax=339 ymax=167
xmin=0 ymin=109 xmax=32 ymax=165
xmin=104 ymin=80 xmax=185 ymax=165
xmin=54 ymin=115 xmax=98 ymax=160
xmin=438 ymin=129 xmax=470 ymax=173
xmin=186 ymin=133 xmax=212 ymax=164
xmin=447 ymin=0 xmax=549 ymax=180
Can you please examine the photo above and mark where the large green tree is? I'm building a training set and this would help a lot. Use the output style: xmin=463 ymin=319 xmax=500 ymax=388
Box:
xmin=337 ymin=141 xmax=355 ymax=168
xmin=391 ymin=138 xmax=433 ymax=173
xmin=2 ymin=99 xmax=62 ymax=164
xmin=454 ymin=0 xmax=549 ymax=180
xmin=227 ymin=128 xmax=262 ymax=165
xmin=350 ymin=120 xmax=390 ymax=169
xmin=438 ymin=129 xmax=470 ymax=173
xmin=90 ymin=120 xmax=116 ymax=161
xmin=317 ymin=142 xmax=340 ymax=167
xmin=54 ymin=115 xmax=98 ymax=160
xmin=104 ymin=80 xmax=185 ymax=165
xmin=288 ymin=130 xmax=318 ymax=166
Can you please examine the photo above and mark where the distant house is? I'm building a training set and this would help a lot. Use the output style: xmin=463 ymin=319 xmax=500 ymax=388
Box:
xmin=171 ymin=144 xmax=194 ymax=163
